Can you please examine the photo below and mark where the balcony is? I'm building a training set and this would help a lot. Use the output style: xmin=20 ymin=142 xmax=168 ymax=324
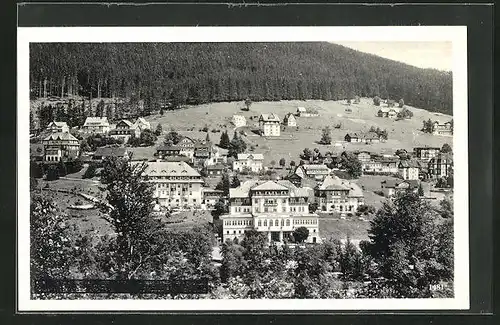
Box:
xmin=263 ymin=202 xmax=278 ymax=207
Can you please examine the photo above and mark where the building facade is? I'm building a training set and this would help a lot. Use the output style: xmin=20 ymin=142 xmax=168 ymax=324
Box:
xmin=220 ymin=180 xmax=319 ymax=244
xmin=259 ymin=113 xmax=281 ymax=137
xmin=432 ymin=121 xmax=453 ymax=136
xmin=413 ymin=147 xmax=441 ymax=162
xmin=283 ymin=113 xmax=297 ymax=127
xmin=398 ymin=159 xmax=421 ymax=180
xmin=108 ymin=119 xmax=140 ymax=142
xmin=315 ymin=175 xmax=364 ymax=213
xmin=428 ymin=153 xmax=453 ymax=178
xmin=231 ymin=115 xmax=247 ymax=128
xmin=46 ymin=121 xmax=70 ymax=133
xmin=233 ymin=153 xmax=264 ymax=173
xmin=42 ymin=132 xmax=80 ymax=162
xmin=82 ymin=117 xmax=110 ymax=134
xmin=138 ymin=161 xmax=204 ymax=209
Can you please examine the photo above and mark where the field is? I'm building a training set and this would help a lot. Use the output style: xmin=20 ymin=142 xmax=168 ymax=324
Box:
xmin=318 ymin=216 xmax=371 ymax=242
xmin=136 ymin=98 xmax=453 ymax=165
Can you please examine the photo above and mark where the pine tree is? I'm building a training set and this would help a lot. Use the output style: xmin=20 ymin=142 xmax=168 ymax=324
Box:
xmin=219 ymin=131 xmax=230 ymax=149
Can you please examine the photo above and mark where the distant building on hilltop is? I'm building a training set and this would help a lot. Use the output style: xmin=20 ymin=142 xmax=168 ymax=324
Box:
xmin=296 ymin=106 xmax=319 ymax=117
xmin=344 ymin=132 xmax=382 ymax=144
xmin=432 ymin=121 xmax=453 ymax=136
xmin=259 ymin=113 xmax=281 ymax=136
xmin=377 ymin=107 xmax=400 ymax=119
xmin=283 ymin=113 xmax=297 ymax=127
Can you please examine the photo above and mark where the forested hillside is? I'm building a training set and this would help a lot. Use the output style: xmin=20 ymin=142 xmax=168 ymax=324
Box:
xmin=30 ymin=42 xmax=453 ymax=114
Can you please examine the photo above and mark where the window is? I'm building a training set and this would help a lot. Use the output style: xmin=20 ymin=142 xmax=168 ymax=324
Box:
xmin=227 ymin=231 xmax=229 ymax=234
xmin=264 ymin=220 xmax=267 ymax=226
xmin=282 ymin=207 xmax=286 ymax=212
xmin=275 ymin=220 xmax=279 ymax=226
xmin=286 ymin=219 xmax=290 ymax=226
xmin=233 ymin=231 xmax=236 ymax=234
xmin=281 ymin=219 xmax=284 ymax=226
xmin=258 ymin=220 xmax=261 ymax=226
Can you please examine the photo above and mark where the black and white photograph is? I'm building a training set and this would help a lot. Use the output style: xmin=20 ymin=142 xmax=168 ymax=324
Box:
xmin=18 ymin=26 xmax=469 ymax=311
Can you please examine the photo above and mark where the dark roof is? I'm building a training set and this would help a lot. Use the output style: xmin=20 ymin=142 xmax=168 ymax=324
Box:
xmin=156 ymin=145 xmax=182 ymax=151
xmin=93 ymin=147 xmax=127 ymax=158
xmin=398 ymin=159 xmax=421 ymax=168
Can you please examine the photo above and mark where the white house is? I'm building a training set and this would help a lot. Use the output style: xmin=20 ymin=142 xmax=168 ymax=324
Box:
xmin=233 ymin=153 xmax=264 ymax=173
xmin=283 ymin=113 xmax=297 ymax=127
xmin=296 ymin=106 xmax=319 ymax=117
xmin=259 ymin=113 xmax=281 ymax=136
xmin=231 ymin=115 xmax=247 ymax=128
xmin=46 ymin=121 xmax=69 ymax=133
xmin=398 ymin=159 xmax=421 ymax=180
xmin=315 ymin=175 xmax=365 ymax=214
xmin=133 ymin=117 xmax=151 ymax=132
xmin=82 ymin=117 xmax=110 ymax=134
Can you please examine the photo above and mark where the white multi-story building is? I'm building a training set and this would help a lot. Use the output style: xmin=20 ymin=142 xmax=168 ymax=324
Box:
xmin=233 ymin=153 xmax=264 ymax=173
xmin=82 ymin=117 xmax=110 ymax=134
xmin=398 ymin=159 xmax=421 ymax=180
xmin=220 ymin=180 xmax=319 ymax=244
xmin=137 ymin=161 xmax=204 ymax=209
xmin=315 ymin=175 xmax=364 ymax=214
xmin=259 ymin=113 xmax=281 ymax=137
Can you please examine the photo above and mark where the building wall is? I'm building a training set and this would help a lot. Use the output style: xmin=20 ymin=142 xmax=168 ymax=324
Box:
xmin=233 ymin=159 xmax=263 ymax=173
xmin=152 ymin=180 xmax=203 ymax=208
xmin=400 ymin=167 xmax=420 ymax=180
xmin=262 ymin=123 xmax=280 ymax=136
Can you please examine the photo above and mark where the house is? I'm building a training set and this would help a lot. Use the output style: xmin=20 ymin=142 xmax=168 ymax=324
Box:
xmin=259 ymin=113 xmax=281 ymax=137
xmin=204 ymin=146 xmax=228 ymax=167
xmin=296 ymin=106 xmax=319 ymax=117
xmin=46 ymin=121 xmax=69 ymax=133
xmin=362 ymin=156 xmax=399 ymax=174
xmin=344 ymin=133 xmax=363 ymax=143
xmin=377 ymin=107 xmax=399 ymax=118
xmin=315 ymin=175 xmax=364 ymax=214
xmin=133 ymin=117 xmax=151 ymax=132
xmin=155 ymin=145 xmax=182 ymax=158
xmin=293 ymin=164 xmax=331 ymax=182
xmin=353 ymin=151 xmax=371 ymax=163
xmin=92 ymin=147 xmax=131 ymax=161
xmin=432 ymin=121 xmax=453 ymax=136
xmin=42 ymin=132 xmax=80 ymax=162
xmin=82 ymin=117 xmax=110 ymax=134
xmin=136 ymin=161 xmax=204 ymax=209
xmin=345 ymin=132 xmax=381 ymax=144
xmin=398 ymin=159 xmax=421 ymax=180
xmin=206 ymin=163 xmax=225 ymax=177
xmin=177 ymin=136 xmax=196 ymax=158
xmin=201 ymin=189 xmax=225 ymax=209
xmin=283 ymin=113 xmax=297 ymax=127
xmin=220 ymin=180 xmax=319 ymax=244
xmin=231 ymin=115 xmax=247 ymax=128
xmin=30 ymin=143 xmax=45 ymax=161
xmin=233 ymin=153 xmax=264 ymax=173
xmin=363 ymin=132 xmax=381 ymax=143
xmin=413 ymin=146 xmax=441 ymax=162
xmin=428 ymin=153 xmax=453 ymax=179
xmin=381 ymin=179 xmax=420 ymax=197
xmin=108 ymin=119 xmax=140 ymax=142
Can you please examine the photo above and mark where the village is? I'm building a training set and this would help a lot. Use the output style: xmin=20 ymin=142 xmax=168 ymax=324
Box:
xmin=30 ymin=96 xmax=454 ymax=246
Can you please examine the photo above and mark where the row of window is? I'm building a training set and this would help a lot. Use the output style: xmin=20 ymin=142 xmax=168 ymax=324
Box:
xmin=157 ymin=183 xmax=192 ymax=189
xmin=234 ymin=207 xmax=251 ymax=213
xmin=224 ymin=219 xmax=253 ymax=226
xmin=162 ymin=198 xmax=197 ymax=203
xmin=157 ymin=191 xmax=194 ymax=196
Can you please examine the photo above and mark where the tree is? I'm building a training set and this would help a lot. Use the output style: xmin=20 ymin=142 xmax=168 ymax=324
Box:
xmin=293 ymin=227 xmax=309 ymax=243
xmin=300 ymin=148 xmax=312 ymax=161
xmin=289 ymin=160 xmax=296 ymax=169
xmin=365 ymin=192 xmax=452 ymax=298
xmin=83 ymin=163 xmax=97 ymax=179
xmin=397 ymin=107 xmax=413 ymax=119
xmin=441 ymin=143 xmax=452 ymax=153
xmin=418 ymin=182 xmax=425 ymax=196
xmin=373 ymin=96 xmax=381 ymax=106
xmin=340 ymin=152 xmax=362 ymax=178
xmin=270 ymin=160 xmax=276 ymax=169
xmin=439 ymin=196 xmax=453 ymax=219
xmin=228 ymin=132 xmax=246 ymax=158
xmin=160 ymin=107 xmax=164 ymax=116
xmin=140 ymin=129 xmax=157 ymax=146
xmin=279 ymin=158 xmax=286 ymax=168
xmin=46 ymin=164 xmax=60 ymax=181
xmin=220 ymin=241 xmax=245 ymax=282
xmin=164 ymin=129 xmax=181 ymax=145
xmin=339 ymin=238 xmax=365 ymax=280
xmin=215 ymin=173 xmax=231 ymax=197
xmin=99 ymin=157 xmax=161 ymax=279
xmin=308 ymin=202 xmax=318 ymax=213
xmin=31 ymin=195 xmax=76 ymax=280
xmin=154 ymin=124 xmax=163 ymax=136
xmin=205 ymin=132 xmax=210 ymax=143
xmin=219 ymin=131 xmax=231 ymax=149
xmin=398 ymin=99 xmax=405 ymax=108
xmin=354 ymin=96 xmax=360 ymax=104
xmin=422 ymin=119 xmax=435 ymax=133
xmin=231 ymin=175 xmax=241 ymax=188
xmin=212 ymin=200 xmax=228 ymax=219
xmin=319 ymin=127 xmax=332 ymax=145
xmin=57 ymin=160 xmax=68 ymax=177
xmin=244 ymin=98 xmax=252 ymax=111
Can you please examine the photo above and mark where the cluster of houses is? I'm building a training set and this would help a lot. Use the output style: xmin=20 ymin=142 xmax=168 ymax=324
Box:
xmin=230 ymin=106 xmax=317 ymax=138
xmin=432 ymin=121 xmax=453 ymax=136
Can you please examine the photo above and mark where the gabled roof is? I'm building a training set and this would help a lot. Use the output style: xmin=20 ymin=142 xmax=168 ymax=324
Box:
xmin=317 ymin=175 xmax=350 ymax=191
xmin=302 ymin=164 xmax=330 ymax=171
xmin=236 ymin=153 xmax=264 ymax=161
xmin=345 ymin=132 xmax=361 ymax=138
xmin=284 ymin=113 xmax=296 ymax=121
xmin=116 ymin=119 xmax=134 ymax=127
xmin=93 ymin=147 xmax=128 ymax=158
xmin=83 ymin=117 xmax=109 ymax=127
xmin=43 ymin=132 xmax=79 ymax=142
xmin=259 ymin=113 xmax=281 ymax=122
xmin=47 ymin=121 xmax=69 ymax=128
xmin=347 ymin=182 xmax=364 ymax=197
xmin=232 ymin=114 xmax=246 ymax=120
xmin=363 ymin=132 xmax=381 ymax=140
xmin=398 ymin=159 xmax=421 ymax=168
xmin=139 ymin=161 xmax=201 ymax=177
xmin=429 ymin=153 xmax=453 ymax=163
xmin=251 ymin=180 xmax=289 ymax=191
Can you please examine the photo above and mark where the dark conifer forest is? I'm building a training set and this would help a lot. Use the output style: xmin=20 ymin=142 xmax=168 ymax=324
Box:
xmin=30 ymin=42 xmax=453 ymax=114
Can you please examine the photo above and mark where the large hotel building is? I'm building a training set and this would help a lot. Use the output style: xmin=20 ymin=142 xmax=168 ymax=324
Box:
xmin=220 ymin=180 xmax=320 ymax=244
